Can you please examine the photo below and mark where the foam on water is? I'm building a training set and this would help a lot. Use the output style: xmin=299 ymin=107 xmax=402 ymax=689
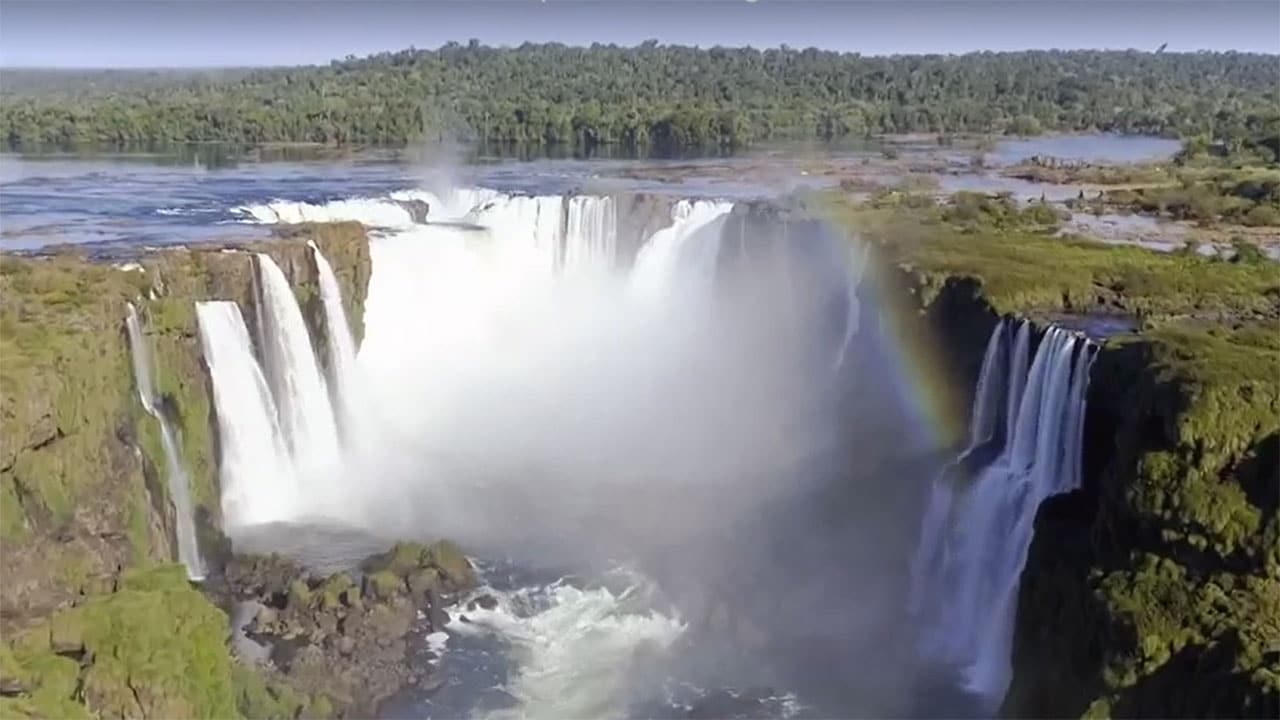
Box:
xmin=447 ymin=573 xmax=686 ymax=720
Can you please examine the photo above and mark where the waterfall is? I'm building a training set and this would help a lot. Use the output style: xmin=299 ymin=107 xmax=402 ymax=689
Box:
xmin=253 ymin=254 xmax=341 ymax=478
xmin=910 ymin=318 xmax=1095 ymax=706
xmin=563 ymin=195 xmax=617 ymax=273
xmin=309 ymin=241 xmax=358 ymax=429
xmin=629 ymin=200 xmax=734 ymax=300
xmin=196 ymin=301 xmax=298 ymax=528
xmin=833 ymin=239 xmax=871 ymax=370
xmin=469 ymin=195 xmax=567 ymax=277
xmin=124 ymin=303 xmax=205 ymax=581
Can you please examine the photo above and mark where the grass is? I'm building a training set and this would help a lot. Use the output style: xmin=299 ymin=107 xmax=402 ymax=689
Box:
xmin=822 ymin=194 xmax=1280 ymax=319
xmin=2 ymin=566 xmax=238 ymax=718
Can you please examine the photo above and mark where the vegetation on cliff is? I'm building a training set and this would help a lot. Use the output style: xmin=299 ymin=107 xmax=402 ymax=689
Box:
xmin=826 ymin=192 xmax=1280 ymax=320
xmin=2 ymin=46 xmax=1277 ymax=151
xmin=0 ymin=566 xmax=237 ymax=718
xmin=0 ymin=223 xmax=371 ymax=632
xmin=1005 ymin=322 xmax=1278 ymax=718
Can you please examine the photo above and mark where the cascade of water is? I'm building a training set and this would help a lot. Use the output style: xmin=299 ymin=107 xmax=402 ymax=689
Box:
xmin=833 ymin=239 xmax=872 ymax=370
xmin=309 ymin=241 xmax=358 ymax=431
xmin=196 ymin=301 xmax=298 ymax=527
xmin=629 ymin=200 xmax=734 ymax=300
xmin=469 ymin=195 xmax=566 ymax=277
xmin=125 ymin=303 xmax=205 ymax=580
xmin=563 ymin=196 xmax=617 ymax=273
xmin=911 ymin=319 xmax=1094 ymax=707
xmin=253 ymin=254 xmax=341 ymax=477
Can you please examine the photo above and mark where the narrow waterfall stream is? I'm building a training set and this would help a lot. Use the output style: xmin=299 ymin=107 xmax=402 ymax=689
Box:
xmin=124 ymin=303 xmax=205 ymax=580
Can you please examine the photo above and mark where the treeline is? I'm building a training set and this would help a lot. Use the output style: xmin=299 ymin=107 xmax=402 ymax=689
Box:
xmin=2 ymin=44 xmax=1277 ymax=152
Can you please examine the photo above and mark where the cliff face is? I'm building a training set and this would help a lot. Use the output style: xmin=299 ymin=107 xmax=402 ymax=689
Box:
xmin=1004 ymin=324 xmax=1280 ymax=718
xmin=0 ymin=223 xmax=370 ymax=632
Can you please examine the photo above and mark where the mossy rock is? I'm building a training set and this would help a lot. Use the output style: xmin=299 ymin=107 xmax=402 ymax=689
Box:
xmin=363 ymin=570 xmax=405 ymax=602
xmin=361 ymin=540 xmax=476 ymax=590
xmin=0 ymin=223 xmax=372 ymax=631
xmin=2 ymin=565 xmax=237 ymax=719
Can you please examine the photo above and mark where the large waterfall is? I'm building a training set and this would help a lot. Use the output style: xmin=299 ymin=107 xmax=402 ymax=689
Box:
xmin=198 ymin=187 xmax=927 ymax=717
xmin=124 ymin=303 xmax=205 ymax=580
xmin=911 ymin=318 xmax=1095 ymax=706
xmin=196 ymin=301 xmax=297 ymax=528
xmin=630 ymin=200 xmax=733 ymax=301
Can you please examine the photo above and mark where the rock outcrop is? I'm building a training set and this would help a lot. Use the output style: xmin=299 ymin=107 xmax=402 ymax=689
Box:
xmin=222 ymin=541 xmax=477 ymax=716
xmin=0 ymin=223 xmax=371 ymax=633
xmin=1003 ymin=324 xmax=1280 ymax=718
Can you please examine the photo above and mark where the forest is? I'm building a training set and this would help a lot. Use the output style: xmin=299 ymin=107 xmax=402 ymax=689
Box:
xmin=2 ymin=44 xmax=1278 ymax=154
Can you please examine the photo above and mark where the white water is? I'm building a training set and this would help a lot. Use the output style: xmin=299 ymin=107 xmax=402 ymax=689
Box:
xmin=911 ymin=318 xmax=1094 ymax=706
xmin=447 ymin=572 xmax=686 ymax=720
xmin=207 ymin=187 xmax=882 ymax=718
xmin=563 ymin=195 xmax=617 ymax=274
xmin=629 ymin=200 xmax=734 ymax=302
xmin=253 ymin=254 xmax=342 ymax=483
xmin=196 ymin=301 xmax=298 ymax=528
xmin=124 ymin=303 xmax=205 ymax=580
xmin=309 ymin=241 xmax=359 ymax=431
xmin=234 ymin=197 xmax=419 ymax=227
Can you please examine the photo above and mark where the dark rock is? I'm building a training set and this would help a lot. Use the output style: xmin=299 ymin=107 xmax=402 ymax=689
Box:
xmin=426 ymin=587 xmax=450 ymax=632
xmin=395 ymin=199 xmax=430 ymax=224
xmin=417 ymin=672 xmax=446 ymax=694
xmin=467 ymin=594 xmax=498 ymax=611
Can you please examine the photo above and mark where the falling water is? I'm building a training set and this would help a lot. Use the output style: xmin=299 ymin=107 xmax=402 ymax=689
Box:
xmin=124 ymin=303 xmax=205 ymax=580
xmin=911 ymin=318 xmax=1094 ymax=706
xmin=563 ymin=196 xmax=617 ymax=273
xmin=309 ymin=241 xmax=359 ymax=429
xmin=833 ymin=239 xmax=871 ymax=370
xmin=196 ymin=301 xmax=298 ymax=527
xmin=630 ymin=200 xmax=734 ymax=300
xmin=253 ymin=254 xmax=341 ymax=477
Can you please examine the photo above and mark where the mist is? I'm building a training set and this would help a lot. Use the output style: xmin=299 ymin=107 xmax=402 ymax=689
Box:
xmin=236 ymin=193 xmax=945 ymax=714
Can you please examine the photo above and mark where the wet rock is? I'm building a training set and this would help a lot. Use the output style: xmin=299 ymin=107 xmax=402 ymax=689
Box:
xmin=417 ymin=671 xmax=446 ymax=694
xmin=226 ymin=553 xmax=306 ymax=603
xmin=426 ymin=587 xmax=450 ymax=632
xmin=361 ymin=540 xmax=477 ymax=595
xmin=395 ymin=199 xmax=430 ymax=224
xmin=467 ymin=594 xmax=499 ymax=611
xmin=221 ymin=539 xmax=473 ymax=718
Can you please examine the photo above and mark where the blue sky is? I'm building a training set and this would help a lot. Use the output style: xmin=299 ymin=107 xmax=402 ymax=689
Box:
xmin=1 ymin=1 xmax=1277 ymax=68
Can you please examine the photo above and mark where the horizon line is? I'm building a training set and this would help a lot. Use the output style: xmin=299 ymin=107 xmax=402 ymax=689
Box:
xmin=3 ymin=42 xmax=1276 ymax=71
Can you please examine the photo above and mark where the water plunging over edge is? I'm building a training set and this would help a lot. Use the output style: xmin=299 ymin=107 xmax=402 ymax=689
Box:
xmin=124 ymin=302 xmax=206 ymax=580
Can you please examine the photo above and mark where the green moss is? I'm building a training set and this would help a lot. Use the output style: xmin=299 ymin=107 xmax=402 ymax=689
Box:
xmin=1104 ymin=324 xmax=1280 ymax=563
xmin=365 ymin=570 xmax=404 ymax=601
xmin=233 ymin=662 xmax=310 ymax=719
xmin=2 ymin=565 xmax=234 ymax=718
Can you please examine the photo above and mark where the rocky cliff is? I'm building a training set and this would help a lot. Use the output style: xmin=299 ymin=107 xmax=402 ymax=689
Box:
xmin=0 ymin=223 xmax=370 ymax=632
xmin=1004 ymin=322 xmax=1280 ymax=719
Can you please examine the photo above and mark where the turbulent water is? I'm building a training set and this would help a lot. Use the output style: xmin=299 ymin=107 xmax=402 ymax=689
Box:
xmin=124 ymin=303 xmax=205 ymax=580
xmin=192 ymin=185 xmax=1095 ymax=718
xmin=911 ymin=318 xmax=1095 ymax=707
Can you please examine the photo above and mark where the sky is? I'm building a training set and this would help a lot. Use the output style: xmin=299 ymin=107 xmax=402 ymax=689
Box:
xmin=1 ymin=0 xmax=1277 ymax=68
